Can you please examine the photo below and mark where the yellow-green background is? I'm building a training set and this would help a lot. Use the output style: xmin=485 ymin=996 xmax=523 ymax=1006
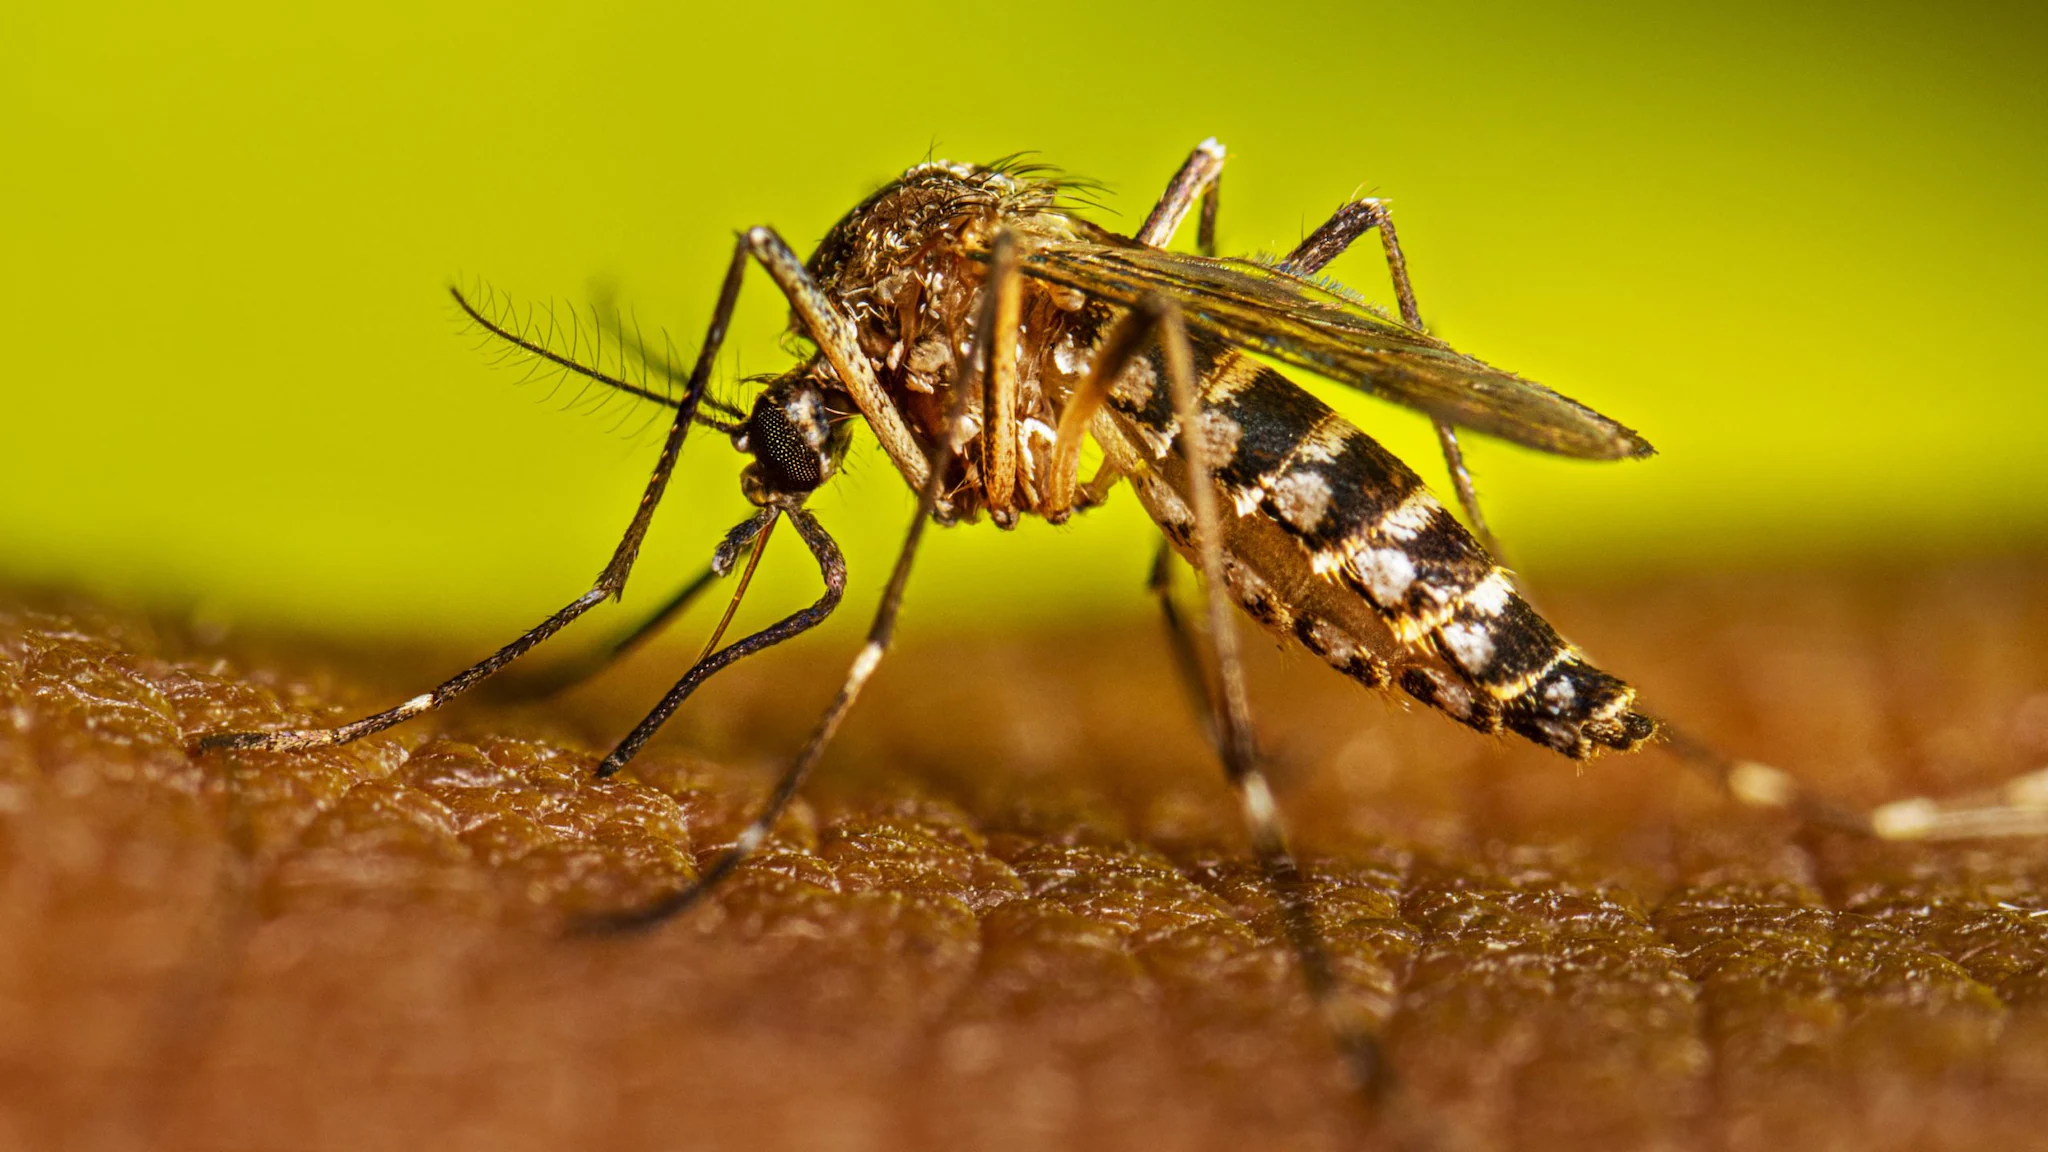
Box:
xmin=5 ymin=1 xmax=2045 ymax=644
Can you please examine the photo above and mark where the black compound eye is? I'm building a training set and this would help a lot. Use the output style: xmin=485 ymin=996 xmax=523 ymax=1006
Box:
xmin=748 ymin=401 xmax=823 ymax=493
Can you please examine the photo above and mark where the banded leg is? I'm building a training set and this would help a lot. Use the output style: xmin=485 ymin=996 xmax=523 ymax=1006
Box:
xmin=1660 ymin=718 xmax=2048 ymax=841
xmin=590 ymin=234 xmax=1024 ymax=927
xmin=494 ymin=563 xmax=723 ymax=701
xmin=1281 ymin=199 xmax=1504 ymax=562
xmin=1148 ymin=542 xmax=1224 ymax=749
xmin=1139 ymin=137 xmax=1226 ymax=255
xmin=1087 ymin=292 xmax=1389 ymax=1098
xmin=191 ymin=238 xmax=757 ymax=754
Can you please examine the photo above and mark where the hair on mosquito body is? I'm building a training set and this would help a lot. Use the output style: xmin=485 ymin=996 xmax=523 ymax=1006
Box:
xmin=194 ymin=139 xmax=2048 ymax=1108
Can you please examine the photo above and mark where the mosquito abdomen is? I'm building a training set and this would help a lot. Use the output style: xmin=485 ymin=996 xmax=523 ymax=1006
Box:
xmin=1107 ymin=343 xmax=1655 ymax=760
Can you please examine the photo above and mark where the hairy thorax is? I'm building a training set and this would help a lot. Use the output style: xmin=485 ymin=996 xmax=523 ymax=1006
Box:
xmin=805 ymin=162 xmax=1116 ymax=523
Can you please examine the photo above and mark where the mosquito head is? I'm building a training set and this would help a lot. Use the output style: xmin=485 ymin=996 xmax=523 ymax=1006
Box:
xmin=733 ymin=369 xmax=852 ymax=508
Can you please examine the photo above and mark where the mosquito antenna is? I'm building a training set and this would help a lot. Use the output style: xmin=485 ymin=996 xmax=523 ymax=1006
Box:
xmin=459 ymin=284 xmax=751 ymax=433
xmin=623 ymin=309 xmax=665 ymax=440
xmin=662 ymin=328 xmax=685 ymax=404
xmin=661 ymin=327 xmax=745 ymax=431
xmin=595 ymin=297 xmax=749 ymax=422
xmin=451 ymin=285 xmax=686 ymax=412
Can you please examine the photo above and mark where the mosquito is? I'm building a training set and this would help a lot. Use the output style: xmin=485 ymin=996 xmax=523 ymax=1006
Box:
xmin=193 ymin=140 xmax=2048 ymax=1099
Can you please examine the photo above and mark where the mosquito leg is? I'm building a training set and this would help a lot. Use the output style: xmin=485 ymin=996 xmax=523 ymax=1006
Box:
xmin=977 ymin=225 xmax=1025 ymax=526
xmin=591 ymin=490 xmax=917 ymax=923
xmin=191 ymin=238 xmax=756 ymax=754
xmin=1044 ymin=305 xmax=1170 ymax=519
xmin=543 ymin=509 xmax=782 ymax=699
xmin=493 ymin=563 xmax=722 ymax=701
xmin=1151 ymin=543 xmax=1334 ymax=888
xmin=588 ymin=503 xmax=880 ymax=925
xmin=1043 ymin=330 xmax=1144 ymax=521
xmin=1074 ymin=292 xmax=1387 ymax=1096
xmin=1281 ymin=199 xmax=1506 ymax=562
xmin=744 ymin=226 xmax=932 ymax=495
xmin=589 ymin=236 xmax=1020 ymax=928
xmin=1138 ymin=137 xmax=1227 ymax=254
xmin=1075 ymin=459 xmax=1125 ymax=512
xmin=1198 ymin=175 xmax=1220 ymax=258
xmin=581 ymin=564 xmax=720 ymax=672
xmin=1657 ymin=717 xmax=2048 ymax=841
xmin=198 ymin=221 xmax=931 ymax=754
xmin=1151 ymin=294 xmax=1387 ymax=1098
xmin=1148 ymin=542 xmax=1219 ymax=744
xmin=1431 ymin=423 xmax=1499 ymax=559
xmin=593 ymin=508 xmax=846 ymax=777
xmin=1044 ymin=139 xmax=1224 ymax=518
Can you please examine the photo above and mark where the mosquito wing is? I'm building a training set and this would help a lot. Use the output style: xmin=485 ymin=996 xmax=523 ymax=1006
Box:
xmin=1016 ymin=240 xmax=1653 ymax=460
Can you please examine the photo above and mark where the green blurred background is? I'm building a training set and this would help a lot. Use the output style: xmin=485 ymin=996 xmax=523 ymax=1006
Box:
xmin=5 ymin=1 xmax=2045 ymax=645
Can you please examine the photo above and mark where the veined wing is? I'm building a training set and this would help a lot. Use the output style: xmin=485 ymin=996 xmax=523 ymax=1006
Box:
xmin=1016 ymin=240 xmax=1653 ymax=460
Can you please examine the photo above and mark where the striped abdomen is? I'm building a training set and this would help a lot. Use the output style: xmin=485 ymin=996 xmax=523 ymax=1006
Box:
xmin=1097 ymin=341 xmax=1655 ymax=760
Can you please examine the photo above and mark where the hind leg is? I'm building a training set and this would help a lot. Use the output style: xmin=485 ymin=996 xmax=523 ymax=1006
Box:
xmin=1281 ymin=197 xmax=1503 ymax=563
xmin=1075 ymin=291 xmax=1392 ymax=1099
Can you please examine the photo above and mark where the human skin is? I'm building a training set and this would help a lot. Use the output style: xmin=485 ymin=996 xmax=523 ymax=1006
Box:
xmin=3 ymin=558 xmax=2047 ymax=1151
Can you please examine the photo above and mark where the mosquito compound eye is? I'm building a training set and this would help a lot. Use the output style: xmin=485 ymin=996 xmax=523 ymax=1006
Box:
xmin=746 ymin=396 xmax=824 ymax=495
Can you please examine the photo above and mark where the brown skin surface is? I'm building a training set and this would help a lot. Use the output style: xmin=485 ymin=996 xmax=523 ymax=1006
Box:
xmin=4 ymin=558 xmax=2048 ymax=1151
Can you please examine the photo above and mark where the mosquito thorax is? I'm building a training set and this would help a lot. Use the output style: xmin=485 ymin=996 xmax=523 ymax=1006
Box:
xmin=733 ymin=373 xmax=850 ymax=508
xmin=793 ymin=159 xmax=1115 ymax=527
xmin=805 ymin=162 xmax=1043 ymax=297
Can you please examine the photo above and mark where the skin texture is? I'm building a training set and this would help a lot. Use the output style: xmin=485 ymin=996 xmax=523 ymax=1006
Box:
xmin=3 ymin=556 xmax=2048 ymax=1151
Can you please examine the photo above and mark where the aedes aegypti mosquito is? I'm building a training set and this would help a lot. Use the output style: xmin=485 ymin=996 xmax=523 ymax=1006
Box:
xmin=194 ymin=140 xmax=2048 ymax=1098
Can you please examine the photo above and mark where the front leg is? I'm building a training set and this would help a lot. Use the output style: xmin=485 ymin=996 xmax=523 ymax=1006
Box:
xmin=190 ymin=242 xmax=755 ymax=754
xmin=742 ymin=227 xmax=930 ymax=494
